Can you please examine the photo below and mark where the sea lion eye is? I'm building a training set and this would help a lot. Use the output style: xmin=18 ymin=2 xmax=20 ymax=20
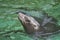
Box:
xmin=25 ymin=19 xmax=30 ymax=22
xmin=24 ymin=17 xmax=30 ymax=23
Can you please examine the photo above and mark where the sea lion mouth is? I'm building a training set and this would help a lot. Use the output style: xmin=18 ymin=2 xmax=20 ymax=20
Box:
xmin=18 ymin=12 xmax=25 ymax=20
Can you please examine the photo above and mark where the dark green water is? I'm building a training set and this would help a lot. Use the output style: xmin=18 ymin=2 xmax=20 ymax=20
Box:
xmin=0 ymin=0 xmax=60 ymax=40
